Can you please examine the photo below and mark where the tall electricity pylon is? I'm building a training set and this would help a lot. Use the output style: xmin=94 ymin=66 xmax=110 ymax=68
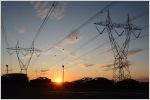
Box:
xmin=94 ymin=10 xmax=141 ymax=82
xmin=7 ymin=41 xmax=41 ymax=74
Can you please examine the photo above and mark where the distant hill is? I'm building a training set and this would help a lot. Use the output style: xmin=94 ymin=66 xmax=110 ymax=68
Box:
xmin=29 ymin=77 xmax=51 ymax=88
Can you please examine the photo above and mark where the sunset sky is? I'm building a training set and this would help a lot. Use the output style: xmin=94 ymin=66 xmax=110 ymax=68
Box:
xmin=1 ymin=1 xmax=149 ymax=82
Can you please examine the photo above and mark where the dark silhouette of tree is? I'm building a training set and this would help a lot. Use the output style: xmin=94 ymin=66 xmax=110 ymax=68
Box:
xmin=29 ymin=77 xmax=51 ymax=88
xmin=115 ymin=79 xmax=140 ymax=89
xmin=1 ymin=74 xmax=149 ymax=99
xmin=87 ymin=77 xmax=114 ymax=88
xmin=71 ymin=77 xmax=114 ymax=89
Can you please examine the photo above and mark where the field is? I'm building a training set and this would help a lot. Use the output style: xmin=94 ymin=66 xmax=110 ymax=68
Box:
xmin=2 ymin=87 xmax=149 ymax=99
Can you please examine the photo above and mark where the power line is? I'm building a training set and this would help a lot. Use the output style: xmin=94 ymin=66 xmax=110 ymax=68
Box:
xmin=93 ymin=33 xmax=149 ymax=62
xmin=7 ymin=41 xmax=42 ymax=74
xmin=52 ymin=32 xmax=101 ymax=67
xmin=61 ymin=11 xmax=148 ymax=64
xmin=89 ymin=10 xmax=142 ymax=82
xmin=1 ymin=17 xmax=9 ymax=47
xmin=57 ymin=30 xmax=148 ymax=68
xmin=5 ymin=2 xmax=58 ymax=74
xmin=61 ymin=25 xmax=148 ymax=71
xmin=130 ymin=10 xmax=148 ymax=22
xmin=141 ymin=24 xmax=149 ymax=29
xmin=29 ymin=1 xmax=117 ymax=69
xmin=1 ymin=17 xmax=15 ymax=71
xmin=64 ymin=39 xmax=110 ymax=69
xmin=52 ymin=9 xmax=148 ymax=68
xmin=44 ymin=1 xmax=118 ymax=52
xmin=48 ymin=2 xmax=119 ymax=68
xmin=50 ymin=10 xmax=148 ymax=71
xmin=53 ymin=30 xmax=147 ymax=78
xmin=33 ymin=1 xmax=57 ymax=42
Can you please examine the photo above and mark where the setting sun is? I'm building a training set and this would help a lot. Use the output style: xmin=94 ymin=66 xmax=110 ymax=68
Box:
xmin=1 ymin=1 xmax=149 ymax=99
xmin=55 ymin=78 xmax=62 ymax=83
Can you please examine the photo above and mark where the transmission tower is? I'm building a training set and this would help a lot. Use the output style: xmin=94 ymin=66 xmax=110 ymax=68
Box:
xmin=7 ymin=41 xmax=41 ymax=74
xmin=94 ymin=10 xmax=141 ymax=82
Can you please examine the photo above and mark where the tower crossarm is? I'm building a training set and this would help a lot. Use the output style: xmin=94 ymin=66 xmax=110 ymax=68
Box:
xmin=94 ymin=22 xmax=142 ymax=31
xmin=94 ymin=10 xmax=142 ymax=82
xmin=6 ymin=47 xmax=42 ymax=52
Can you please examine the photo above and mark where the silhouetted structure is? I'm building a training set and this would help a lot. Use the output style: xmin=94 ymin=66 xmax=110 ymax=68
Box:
xmin=6 ymin=41 xmax=41 ymax=74
xmin=1 ymin=73 xmax=29 ymax=88
xmin=115 ymin=79 xmax=140 ymax=88
xmin=94 ymin=10 xmax=141 ymax=82
xmin=90 ymin=77 xmax=114 ymax=88
xmin=72 ymin=77 xmax=114 ymax=90
xmin=62 ymin=65 xmax=64 ymax=83
xmin=1 ymin=74 xmax=148 ymax=99
xmin=6 ymin=65 xmax=9 ymax=74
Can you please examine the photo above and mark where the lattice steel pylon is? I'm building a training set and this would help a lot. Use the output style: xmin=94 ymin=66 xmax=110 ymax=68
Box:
xmin=94 ymin=10 xmax=141 ymax=82
xmin=7 ymin=41 xmax=41 ymax=74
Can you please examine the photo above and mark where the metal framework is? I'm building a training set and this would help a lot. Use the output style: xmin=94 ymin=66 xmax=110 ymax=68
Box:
xmin=7 ymin=41 xmax=41 ymax=74
xmin=94 ymin=10 xmax=141 ymax=82
xmin=3 ymin=2 xmax=57 ymax=75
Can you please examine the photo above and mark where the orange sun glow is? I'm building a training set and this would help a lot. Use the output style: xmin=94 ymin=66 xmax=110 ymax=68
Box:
xmin=55 ymin=78 xmax=62 ymax=83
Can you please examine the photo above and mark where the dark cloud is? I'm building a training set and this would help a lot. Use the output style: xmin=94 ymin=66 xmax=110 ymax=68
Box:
xmin=102 ymin=61 xmax=132 ymax=71
xmin=64 ymin=31 xmax=81 ymax=44
xmin=128 ymin=49 xmax=144 ymax=55
xmin=103 ymin=63 xmax=114 ymax=68
xmin=103 ymin=68 xmax=113 ymax=71
xmin=41 ymin=69 xmax=49 ymax=72
xmin=30 ymin=1 xmax=66 ymax=20
xmin=99 ymin=48 xmax=144 ymax=57
xmin=81 ymin=64 xmax=94 ymax=68
xmin=16 ymin=26 xmax=26 ymax=33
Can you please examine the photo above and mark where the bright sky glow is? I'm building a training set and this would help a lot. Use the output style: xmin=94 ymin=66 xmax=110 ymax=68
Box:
xmin=55 ymin=78 xmax=62 ymax=83
xmin=1 ymin=1 xmax=149 ymax=82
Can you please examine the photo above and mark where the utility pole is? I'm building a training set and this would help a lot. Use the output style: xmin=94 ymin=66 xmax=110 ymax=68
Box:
xmin=6 ymin=65 xmax=8 ymax=74
xmin=94 ymin=10 xmax=141 ymax=82
xmin=62 ymin=65 xmax=64 ymax=83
